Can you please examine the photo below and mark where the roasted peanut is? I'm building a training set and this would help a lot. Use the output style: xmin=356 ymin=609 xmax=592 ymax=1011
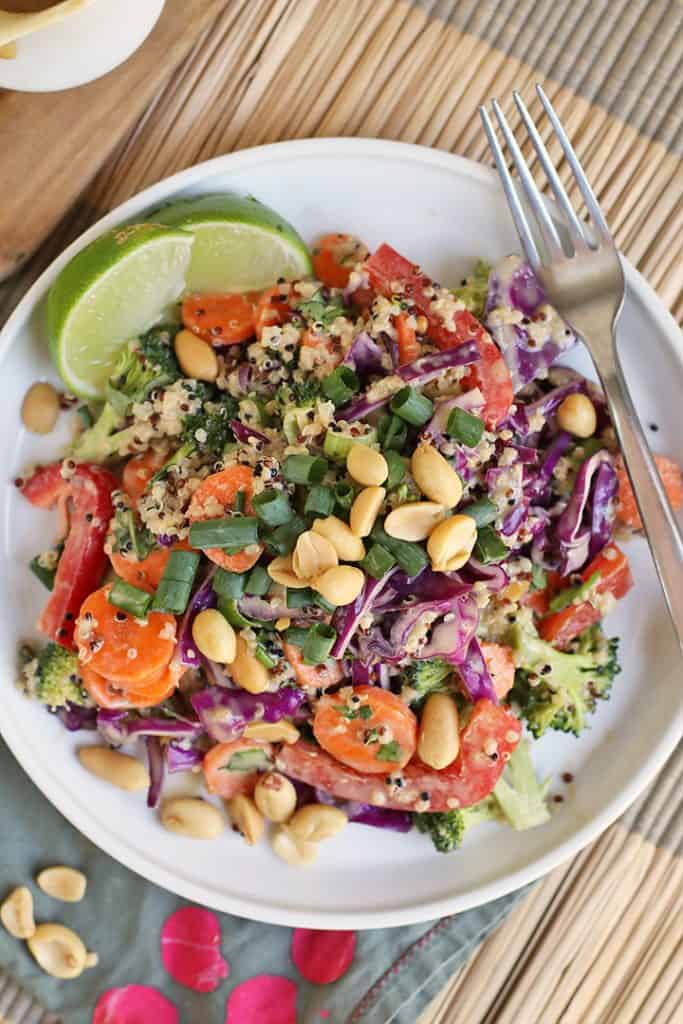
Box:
xmin=174 ymin=328 xmax=218 ymax=382
xmin=254 ymin=772 xmax=298 ymax=823
xmin=346 ymin=445 xmax=388 ymax=487
xmin=292 ymin=529 xmax=338 ymax=580
xmin=227 ymin=794 xmax=264 ymax=846
xmin=36 ymin=867 xmax=87 ymax=904
xmin=21 ymin=381 xmax=60 ymax=435
xmin=229 ymin=632 xmax=270 ymax=693
xmin=244 ymin=721 xmax=300 ymax=744
xmin=417 ymin=692 xmax=460 ymax=769
xmin=0 ymin=886 xmax=35 ymax=939
xmin=267 ymin=555 xmax=310 ymax=589
xmin=192 ymin=608 xmax=236 ymax=663
xmin=384 ymin=501 xmax=445 ymax=541
xmin=287 ymin=804 xmax=347 ymax=842
xmin=28 ymin=924 xmax=95 ymax=980
xmin=557 ymin=393 xmax=597 ymax=438
xmin=312 ymin=565 xmax=365 ymax=606
xmin=160 ymin=797 xmax=224 ymax=839
xmin=312 ymin=516 xmax=365 ymax=561
xmin=271 ymin=826 xmax=319 ymax=866
xmin=427 ymin=514 xmax=478 ymax=572
xmin=77 ymin=747 xmax=149 ymax=792
xmin=350 ymin=486 xmax=385 ymax=538
xmin=411 ymin=440 xmax=463 ymax=508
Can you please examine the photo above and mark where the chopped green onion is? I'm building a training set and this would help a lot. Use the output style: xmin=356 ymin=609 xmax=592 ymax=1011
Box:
xmin=188 ymin=516 xmax=259 ymax=551
xmin=263 ymin=515 xmax=307 ymax=556
xmin=376 ymin=741 xmax=404 ymax=762
xmin=384 ymin=450 xmax=406 ymax=490
xmin=286 ymin=587 xmax=316 ymax=609
xmin=361 ymin=543 xmax=397 ymax=579
xmin=151 ymin=550 xmax=200 ymax=614
xmin=548 ymin=571 xmax=601 ymax=613
xmin=321 ymin=366 xmax=359 ymax=406
xmin=252 ymin=489 xmax=292 ymax=527
xmin=370 ymin=522 xmax=428 ymax=577
xmin=463 ymin=497 xmax=498 ymax=528
xmin=77 ymin=405 xmax=93 ymax=429
xmin=304 ymin=485 xmax=335 ymax=518
xmin=108 ymin=579 xmax=152 ymax=619
xmin=474 ymin=525 xmax=508 ymax=564
xmin=225 ymin=749 xmax=271 ymax=772
xmin=212 ymin=568 xmax=246 ymax=600
xmin=234 ymin=489 xmax=246 ymax=514
xmin=254 ymin=643 xmax=279 ymax=668
xmin=29 ymin=544 xmax=63 ymax=591
xmin=218 ymin=596 xmax=259 ymax=629
xmin=334 ymin=481 xmax=355 ymax=510
xmin=313 ymin=592 xmax=336 ymax=614
xmin=302 ymin=623 xmax=337 ymax=665
xmin=390 ymin=386 xmax=434 ymax=426
xmin=377 ymin=414 xmax=408 ymax=452
xmin=245 ymin=565 xmax=270 ymax=596
xmin=530 ymin=564 xmax=548 ymax=591
xmin=282 ymin=454 xmax=328 ymax=485
xmin=323 ymin=429 xmax=353 ymax=461
xmin=446 ymin=407 xmax=485 ymax=447
xmin=282 ymin=625 xmax=310 ymax=648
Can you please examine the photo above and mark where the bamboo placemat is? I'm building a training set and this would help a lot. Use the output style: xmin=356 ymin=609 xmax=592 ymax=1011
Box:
xmin=1 ymin=2 xmax=681 ymax=1022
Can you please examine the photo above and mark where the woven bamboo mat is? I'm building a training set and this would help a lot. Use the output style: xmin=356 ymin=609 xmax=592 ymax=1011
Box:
xmin=1 ymin=2 xmax=681 ymax=1022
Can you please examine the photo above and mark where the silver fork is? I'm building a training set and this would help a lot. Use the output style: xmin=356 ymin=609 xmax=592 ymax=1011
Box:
xmin=480 ymin=85 xmax=683 ymax=650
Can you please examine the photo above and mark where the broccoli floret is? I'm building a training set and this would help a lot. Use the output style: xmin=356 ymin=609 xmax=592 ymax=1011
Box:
xmin=415 ymin=810 xmax=465 ymax=853
xmin=154 ymin=393 xmax=239 ymax=480
xmin=277 ymin=379 xmax=323 ymax=409
xmin=295 ymin=288 xmax=346 ymax=329
xmin=452 ymin=259 xmax=491 ymax=319
xmin=30 ymin=644 xmax=85 ymax=708
xmin=492 ymin=739 xmax=550 ymax=830
xmin=72 ymin=327 xmax=182 ymax=462
xmin=401 ymin=658 xmax=453 ymax=702
xmin=415 ymin=794 xmax=502 ymax=853
xmin=509 ymin=623 xmax=620 ymax=738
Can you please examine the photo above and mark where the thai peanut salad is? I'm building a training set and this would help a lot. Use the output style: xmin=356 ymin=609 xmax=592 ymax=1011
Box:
xmin=17 ymin=195 xmax=683 ymax=862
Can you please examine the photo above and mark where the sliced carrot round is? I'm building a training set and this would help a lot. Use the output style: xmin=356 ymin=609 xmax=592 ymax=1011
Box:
xmin=282 ymin=641 xmax=343 ymax=692
xmin=311 ymin=233 xmax=369 ymax=289
xmin=202 ymin=739 xmax=273 ymax=799
xmin=188 ymin=464 xmax=263 ymax=572
xmin=122 ymin=449 xmax=167 ymax=506
xmin=313 ymin=685 xmax=417 ymax=774
xmin=81 ymin=661 xmax=181 ymax=709
xmin=110 ymin=548 xmax=171 ymax=593
xmin=254 ymin=285 xmax=293 ymax=339
xmin=182 ymin=292 xmax=256 ymax=345
xmin=76 ymin=585 xmax=176 ymax=686
xmin=616 ymin=453 xmax=683 ymax=529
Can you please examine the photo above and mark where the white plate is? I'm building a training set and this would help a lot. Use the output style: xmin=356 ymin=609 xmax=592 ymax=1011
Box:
xmin=1 ymin=139 xmax=681 ymax=929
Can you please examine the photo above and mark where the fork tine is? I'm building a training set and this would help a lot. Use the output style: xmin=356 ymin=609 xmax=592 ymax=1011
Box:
xmin=490 ymin=99 xmax=565 ymax=264
xmin=512 ymin=90 xmax=589 ymax=251
xmin=535 ymin=84 xmax=612 ymax=243
xmin=479 ymin=104 xmax=540 ymax=271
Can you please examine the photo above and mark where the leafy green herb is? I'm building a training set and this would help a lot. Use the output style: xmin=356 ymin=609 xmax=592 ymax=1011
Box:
xmin=548 ymin=571 xmax=601 ymax=613
xmin=377 ymin=741 xmax=404 ymax=762
xmin=296 ymin=288 xmax=347 ymax=329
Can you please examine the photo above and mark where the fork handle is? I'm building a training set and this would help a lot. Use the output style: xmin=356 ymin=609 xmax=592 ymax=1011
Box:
xmin=599 ymin=359 xmax=683 ymax=651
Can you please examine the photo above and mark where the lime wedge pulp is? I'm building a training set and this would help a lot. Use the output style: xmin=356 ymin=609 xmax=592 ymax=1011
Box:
xmin=48 ymin=223 xmax=194 ymax=400
xmin=152 ymin=192 xmax=312 ymax=293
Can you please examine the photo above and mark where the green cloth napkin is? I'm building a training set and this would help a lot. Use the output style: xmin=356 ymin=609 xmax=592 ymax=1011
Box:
xmin=0 ymin=739 xmax=524 ymax=1023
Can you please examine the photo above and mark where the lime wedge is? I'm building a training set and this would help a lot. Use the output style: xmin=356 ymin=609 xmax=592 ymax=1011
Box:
xmin=153 ymin=193 xmax=312 ymax=293
xmin=47 ymin=223 xmax=193 ymax=400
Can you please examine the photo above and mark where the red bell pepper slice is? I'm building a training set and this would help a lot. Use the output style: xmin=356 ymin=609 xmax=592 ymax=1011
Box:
xmin=366 ymin=244 xmax=513 ymax=427
xmin=21 ymin=462 xmax=117 ymax=648
xmin=538 ymin=543 xmax=633 ymax=649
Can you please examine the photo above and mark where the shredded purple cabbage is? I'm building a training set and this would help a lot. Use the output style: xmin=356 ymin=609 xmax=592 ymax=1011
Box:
xmin=191 ymin=686 xmax=308 ymax=743
xmin=96 ymin=710 xmax=203 ymax=747
xmin=167 ymin=741 xmax=204 ymax=773
xmin=229 ymin=420 xmax=269 ymax=447
xmin=146 ymin=736 xmax=165 ymax=809
xmin=55 ymin=702 xmax=98 ymax=732
xmin=178 ymin=570 xmax=217 ymax=668
xmin=315 ymin=789 xmax=413 ymax=832
xmin=338 ymin=341 xmax=479 ymax=421
xmin=556 ymin=450 xmax=617 ymax=573
xmin=342 ymin=331 xmax=385 ymax=376
xmin=331 ymin=569 xmax=397 ymax=659
xmin=457 ymin=637 xmax=498 ymax=702
xmin=237 ymin=595 xmax=323 ymax=624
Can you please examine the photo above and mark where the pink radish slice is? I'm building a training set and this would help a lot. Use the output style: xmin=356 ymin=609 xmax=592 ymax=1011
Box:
xmin=93 ymin=985 xmax=178 ymax=1024
xmin=291 ymin=928 xmax=357 ymax=984
xmin=161 ymin=906 xmax=229 ymax=992
xmin=225 ymin=975 xmax=297 ymax=1024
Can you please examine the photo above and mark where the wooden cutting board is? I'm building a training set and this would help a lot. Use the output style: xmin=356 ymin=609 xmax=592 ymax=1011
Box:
xmin=0 ymin=0 xmax=224 ymax=281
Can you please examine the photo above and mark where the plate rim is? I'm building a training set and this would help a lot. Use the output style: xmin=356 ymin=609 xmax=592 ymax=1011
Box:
xmin=2 ymin=136 xmax=682 ymax=929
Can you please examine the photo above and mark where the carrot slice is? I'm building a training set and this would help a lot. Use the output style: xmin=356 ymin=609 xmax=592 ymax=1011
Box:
xmin=188 ymin=465 xmax=263 ymax=572
xmin=122 ymin=449 xmax=167 ymax=506
xmin=311 ymin=233 xmax=369 ymax=289
xmin=182 ymin=293 xmax=256 ymax=345
xmin=480 ymin=642 xmax=515 ymax=699
xmin=202 ymin=739 xmax=273 ymax=799
xmin=395 ymin=313 xmax=421 ymax=365
xmin=616 ymin=454 xmax=683 ymax=529
xmin=313 ymin=685 xmax=417 ymax=774
xmin=75 ymin=585 xmax=176 ymax=686
xmin=282 ymin=641 xmax=344 ymax=692
xmin=81 ymin=661 xmax=181 ymax=709
xmin=109 ymin=539 xmax=192 ymax=594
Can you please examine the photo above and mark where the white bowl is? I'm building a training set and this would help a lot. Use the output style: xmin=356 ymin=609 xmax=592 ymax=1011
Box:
xmin=0 ymin=0 xmax=165 ymax=92
xmin=1 ymin=139 xmax=681 ymax=928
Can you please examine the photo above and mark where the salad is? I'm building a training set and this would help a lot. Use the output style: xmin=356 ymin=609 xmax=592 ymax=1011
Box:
xmin=16 ymin=198 xmax=683 ymax=864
